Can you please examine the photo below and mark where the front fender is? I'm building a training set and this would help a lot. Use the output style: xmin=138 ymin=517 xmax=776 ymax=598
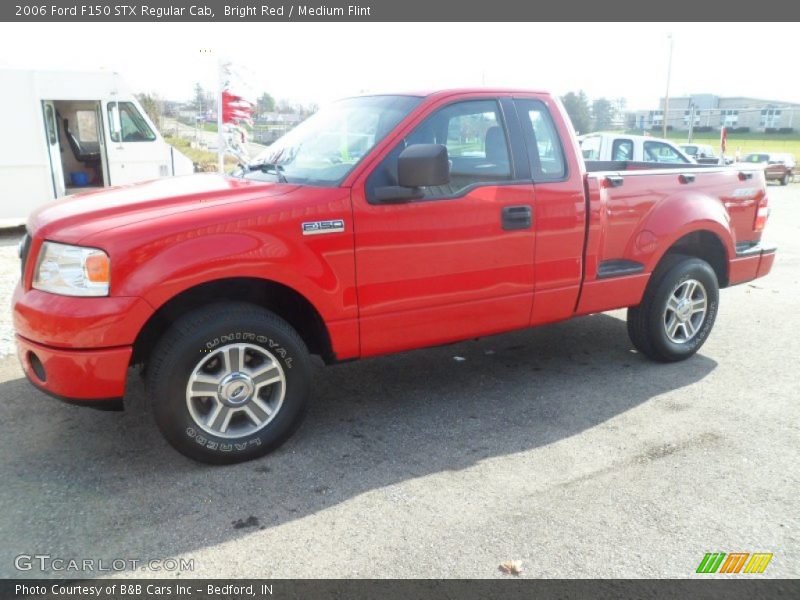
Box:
xmin=116 ymin=229 xmax=356 ymax=324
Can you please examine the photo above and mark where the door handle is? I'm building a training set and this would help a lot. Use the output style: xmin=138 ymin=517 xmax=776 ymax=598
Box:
xmin=501 ymin=205 xmax=532 ymax=231
xmin=679 ymin=173 xmax=696 ymax=184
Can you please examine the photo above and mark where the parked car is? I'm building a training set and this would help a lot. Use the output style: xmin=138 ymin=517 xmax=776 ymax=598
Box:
xmin=678 ymin=143 xmax=731 ymax=165
xmin=578 ymin=133 xmax=695 ymax=164
xmin=14 ymin=89 xmax=775 ymax=464
xmin=741 ymin=152 xmax=795 ymax=185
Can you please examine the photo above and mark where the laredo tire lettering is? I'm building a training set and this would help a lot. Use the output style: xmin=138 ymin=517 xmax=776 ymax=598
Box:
xmin=185 ymin=428 xmax=263 ymax=452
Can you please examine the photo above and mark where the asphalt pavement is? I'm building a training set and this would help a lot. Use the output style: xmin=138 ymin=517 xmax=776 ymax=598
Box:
xmin=0 ymin=185 xmax=797 ymax=579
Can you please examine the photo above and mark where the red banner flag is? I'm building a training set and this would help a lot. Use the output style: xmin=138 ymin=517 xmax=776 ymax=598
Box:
xmin=221 ymin=90 xmax=253 ymax=125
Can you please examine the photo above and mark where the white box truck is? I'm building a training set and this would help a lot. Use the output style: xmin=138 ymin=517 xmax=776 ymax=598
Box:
xmin=0 ymin=68 xmax=194 ymax=226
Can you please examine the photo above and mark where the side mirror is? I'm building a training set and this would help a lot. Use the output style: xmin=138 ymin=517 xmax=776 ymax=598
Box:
xmin=110 ymin=104 xmax=122 ymax=138
xmin=374 ymin=144 xmax=450 ymax=204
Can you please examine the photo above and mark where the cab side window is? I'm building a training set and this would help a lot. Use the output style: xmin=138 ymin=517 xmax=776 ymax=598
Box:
xmin=643 ymin=141 xmax=688 ymax=164
xmin=612 ymin=138 xmax=633 ymax=161
xmin=515 ymin=99 xmax=567 ymax=180
xmin=108 ymin=102 xmax=156 ymax=143
xmin=366 ymin=99 xmax=512 ymax=202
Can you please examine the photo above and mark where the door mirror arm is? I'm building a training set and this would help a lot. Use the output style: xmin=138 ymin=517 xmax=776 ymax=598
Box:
xmin=372 ymin=185 xmax=425 ymax=204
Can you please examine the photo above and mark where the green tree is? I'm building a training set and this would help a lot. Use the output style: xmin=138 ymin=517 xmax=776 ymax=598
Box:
xmin=136 ymin=93 xmax=163 ymax=131
xmin=561 ymin=91 xmax=592 ymax=135
xmin=257 ymin=92 xmax=276 ymax=114
xmin=192 ymin=83 xmax=205 ymax=112
xmin=592 ymin=98 xmax=615 ymax=131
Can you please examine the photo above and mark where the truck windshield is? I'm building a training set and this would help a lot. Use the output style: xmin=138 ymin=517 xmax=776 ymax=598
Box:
xmin=239 ymin=95 xmax=422 ymax=186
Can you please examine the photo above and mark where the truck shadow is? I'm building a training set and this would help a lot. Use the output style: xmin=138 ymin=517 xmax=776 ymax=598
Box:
xmin=0 ymin=312 xmax=717 ymax=577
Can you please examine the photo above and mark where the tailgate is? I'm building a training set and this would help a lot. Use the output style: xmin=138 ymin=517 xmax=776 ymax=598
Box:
xmin=719 ymin=167 xmax=768 ymax=247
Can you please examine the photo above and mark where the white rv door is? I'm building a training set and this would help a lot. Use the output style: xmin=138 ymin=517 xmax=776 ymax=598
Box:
xmin=105 ymin=100 xmax=171 ymax=185
xmin=42 ymin=101 xmax=66 ymax=198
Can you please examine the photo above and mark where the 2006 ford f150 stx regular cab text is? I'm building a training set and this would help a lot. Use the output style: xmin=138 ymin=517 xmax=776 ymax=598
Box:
xmin=13 ymin=89 xmax=776 ymax=463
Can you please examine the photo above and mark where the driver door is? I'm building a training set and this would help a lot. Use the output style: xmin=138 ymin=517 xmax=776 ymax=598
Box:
xmin=352 ymin=97 xmax=537 ymax=357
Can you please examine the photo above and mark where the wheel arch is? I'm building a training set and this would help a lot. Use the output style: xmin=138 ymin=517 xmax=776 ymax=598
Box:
xmin=132 ymin=277 xmax=335 ymax=367
xmin=657 ymin=229 xmax=730 ymax=288
xmin=639 ymin=190 xmax=734 ymax=290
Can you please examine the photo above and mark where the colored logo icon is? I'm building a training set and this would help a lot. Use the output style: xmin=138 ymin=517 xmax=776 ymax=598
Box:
xmin=696 ymin=552 xmax=773 ymax=574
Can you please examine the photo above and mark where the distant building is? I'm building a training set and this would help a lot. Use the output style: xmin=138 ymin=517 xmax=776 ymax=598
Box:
xmin=256 ymin=112 xmax=304 ymax=125
xmin=630 ymin=94 xmax=800 ymax=132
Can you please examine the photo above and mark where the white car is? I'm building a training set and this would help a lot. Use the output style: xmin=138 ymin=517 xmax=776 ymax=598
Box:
xmin=678 ymin=143 xmax=730 ymax=165
xmin=578 ymin=133 xmax=696 ymax=164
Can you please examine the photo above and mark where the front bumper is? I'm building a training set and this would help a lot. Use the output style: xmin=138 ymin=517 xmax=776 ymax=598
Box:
xmin=12 ymin=283 xmax=153 ymax=406
xmin=729 ymin=243 xmax=777 ymax=286
xmin=16 ymin=335 xmax=131 ymax=407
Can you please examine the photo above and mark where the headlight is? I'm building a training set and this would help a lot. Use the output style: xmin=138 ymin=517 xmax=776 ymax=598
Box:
xmin=33 ymin=242 xmax=110 ymax=297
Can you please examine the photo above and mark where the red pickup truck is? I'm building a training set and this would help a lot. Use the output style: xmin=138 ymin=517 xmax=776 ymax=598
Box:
xmin=13 ymin=89 xmax=775 ymax=463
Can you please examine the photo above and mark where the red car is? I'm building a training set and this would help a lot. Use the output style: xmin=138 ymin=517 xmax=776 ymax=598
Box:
xmin=741 ymin=152 xmax=795 ymax=186
xmin=13 ymin=89 xmax=775 ymax=463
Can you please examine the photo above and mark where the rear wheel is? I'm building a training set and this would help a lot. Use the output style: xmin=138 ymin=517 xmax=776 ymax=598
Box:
xmin=780 ymin=172 xmax=792 ymax=186
xmin=627 ymin=254 xmax=719 ymax=362
xmin=146 ymin=302 xmax=311 ymax=464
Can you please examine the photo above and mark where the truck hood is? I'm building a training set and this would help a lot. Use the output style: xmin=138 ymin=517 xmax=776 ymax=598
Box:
xmin=29 ymin=174 xmax=301 ymax=244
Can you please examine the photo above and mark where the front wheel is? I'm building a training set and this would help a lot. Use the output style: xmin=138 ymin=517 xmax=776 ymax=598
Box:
xmin=627 ymin=255 xmax=719 ymax=362
xmin=780 ymin=172 xmax=791 ymax=186
xmin=146 ymin=303 xmax=311 ymax=464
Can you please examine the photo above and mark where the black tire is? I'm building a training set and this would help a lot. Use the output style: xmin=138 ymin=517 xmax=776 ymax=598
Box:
xmin=146 ymin=302 xmax=311 ymax=464
xmin=780 ymin=173 xmax=790 ymax=186
xmin=627 ymin=254 xmax=719 ymax=362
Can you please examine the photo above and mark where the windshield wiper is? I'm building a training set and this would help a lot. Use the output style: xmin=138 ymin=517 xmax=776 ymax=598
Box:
xmin=245 ymin=162 xmax=288 ymax=183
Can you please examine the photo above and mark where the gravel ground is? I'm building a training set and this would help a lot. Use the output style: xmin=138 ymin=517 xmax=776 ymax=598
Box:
xmin=0 ymin=226 xmax=23 ymax=358
xmin=0 ymin=185 xmax=797 ymax=579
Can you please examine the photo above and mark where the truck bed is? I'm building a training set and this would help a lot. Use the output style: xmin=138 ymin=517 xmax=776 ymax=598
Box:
xmin=573 ymin=161 xmax=766 ymax=316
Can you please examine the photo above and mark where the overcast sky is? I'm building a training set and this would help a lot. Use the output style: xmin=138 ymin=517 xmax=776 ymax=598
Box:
xmin=0 ymin=22 xmax=796 ymax=109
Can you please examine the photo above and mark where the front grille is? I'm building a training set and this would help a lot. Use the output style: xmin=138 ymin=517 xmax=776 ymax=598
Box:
xmin=19 ymin=233 xmax=31 ymax=280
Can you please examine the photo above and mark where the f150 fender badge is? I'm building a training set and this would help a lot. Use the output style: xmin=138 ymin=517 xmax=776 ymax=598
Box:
xmin=302 ymin=219 xmax=346 ymax=235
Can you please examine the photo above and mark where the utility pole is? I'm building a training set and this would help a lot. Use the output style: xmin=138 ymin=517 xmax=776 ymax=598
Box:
xmin=662 ymin=34 xmax=673 ymax=139
xmin=687 ymin=102 xmax=695 ymax=143
xmin=217 ymin=58 xmax=226 ymax=174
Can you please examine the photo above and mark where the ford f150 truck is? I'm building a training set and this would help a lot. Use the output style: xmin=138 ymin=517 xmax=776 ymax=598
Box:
xmin=13 ymin=89 xmax=776 ymax=463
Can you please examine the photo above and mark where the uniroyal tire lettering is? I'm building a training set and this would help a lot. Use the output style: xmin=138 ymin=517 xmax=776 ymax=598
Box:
xmin=202 ymin=333 xmax=292 ymax=369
